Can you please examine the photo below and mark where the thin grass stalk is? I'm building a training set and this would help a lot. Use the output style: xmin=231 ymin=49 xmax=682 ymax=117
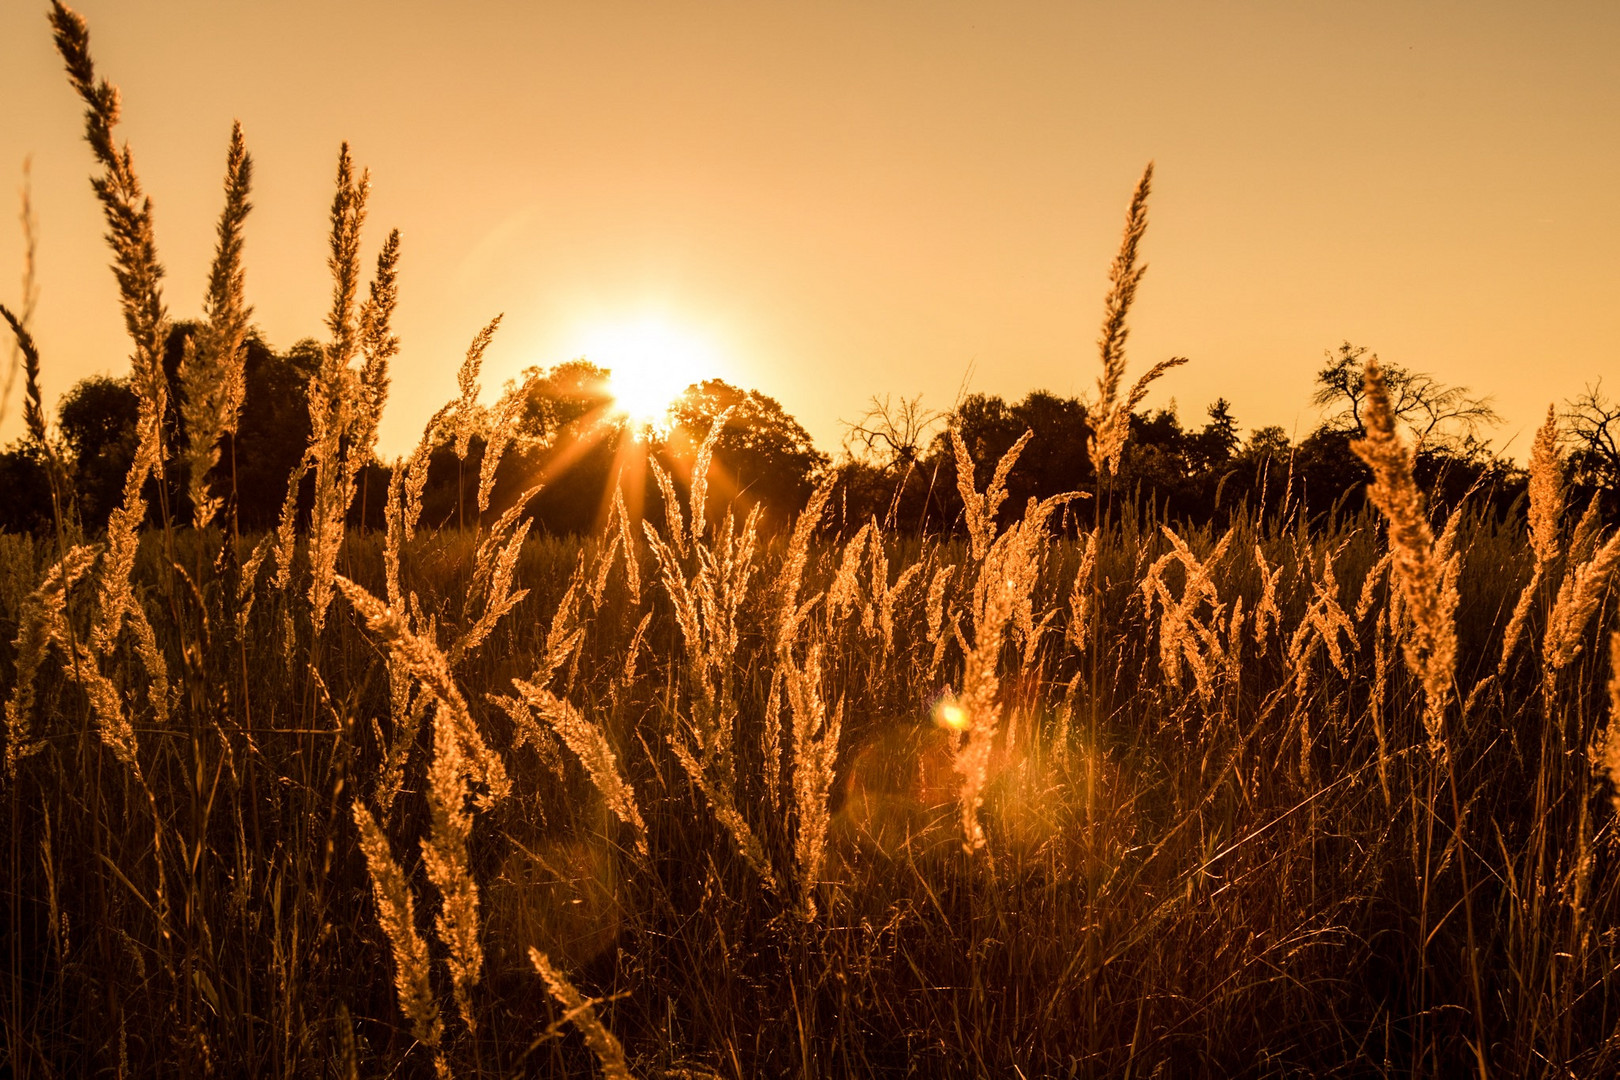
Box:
xmin=1351 ymin=356 xmax=1488 ymax=1079
xmin=513 ymin=680 xmax=648 ymax=856
xmin=50 ymin=1 xmax=175 ymax=647
xmin=337 ymin=575 xmax=510 ymax=803
xmin=305 ymin=145 xmax=368 ymax=637
xmin=421 ymin=706 xmax=483 ymax=1033
xmin=0 ymin=158 xmax=38 ymax=429
xmin=178 ymin=122 xmax=253 ymax=529
xmin=352 ymin=801 xmax=445 ymax=1072
xmin=530 ymin=949 xmax=633 ymax=1080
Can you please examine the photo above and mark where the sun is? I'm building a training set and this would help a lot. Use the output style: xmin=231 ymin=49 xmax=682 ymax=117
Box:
xmin=572 ymin=316 xmax=720 ymax=430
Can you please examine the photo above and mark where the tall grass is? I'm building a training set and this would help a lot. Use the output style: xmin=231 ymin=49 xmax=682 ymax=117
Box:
xmin=5 ymin=5 xmax=1620 ymax=1078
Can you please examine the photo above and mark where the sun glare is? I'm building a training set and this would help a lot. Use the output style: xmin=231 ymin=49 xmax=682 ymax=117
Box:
xmin=573 ymin=316 xmax=720 ymax=430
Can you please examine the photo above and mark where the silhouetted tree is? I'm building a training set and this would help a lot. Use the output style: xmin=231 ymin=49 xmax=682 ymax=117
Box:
xmin=1313 ymin=341 xmax=1499 ymax=449
xmin=0 ymin=441 xmax=55 ymax=534
xmin=844 ymin=393 xmax=943 ymax=471
xmin=494 ymin=360 xmax=622 ymax=532
xmin=1190 ymin=398 xmax=1240 ymax=472
xmin=57 ymin=374 xmax=138 ymax=531
xmin=228 ymin=337 xmax=320 ymax=530
xmin=1565 ymin=382 xmax=1620 ymax=503
xmin=667 ymin=379 xmax=827 ymax=527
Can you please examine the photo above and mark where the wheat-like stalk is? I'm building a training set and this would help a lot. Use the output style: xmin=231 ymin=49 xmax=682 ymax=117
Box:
xmin=776 ymin=477 xmax=834 ymax=641
xmin=337 ymin=575 xmax=510 ymax=804
xmin=4 ymin=544 xmax=98 ymax=777
xmin=51 ymin=3 xmax=175 ymax=656
xmin=1371 ymin=605 xmax=1394 ymax=806
xmin=644 ymin=497 xmax=780 ymax=892
xmin=1500 ymin=407 xmax=1565 ymax=674
xmin=122 ymin=598 xmax=169 ymax=727
xmin=0 ymin=306 xmax=71 ymax=523
xmin=925 ymin=562 xmax=956 ymax=680
xmin=452 ymin=492 xmax=538 ymax=664
xmin=352 ymin=228 xmax=401 ymax=465
xmin=512 ymin=679 xmax=648 ymax=857
xmin=1603 ymin=633 xmax=1620 ymax=815
xmin=827 ymin=522 xmax=872 ymax=622
xmin=177 ymin=122 xmax=253 ymax=528
xmin=880 ymin=560 xmax=926 ymax=656
xmin=0 ymin=303 xmax=49 ymax=452
xmin=589 ymin=532 xmax=622 ymax=610
xmin=537 ymin=565 xmax=587 ymax=690
xmin=953 ymin=491 xmax=1073 ymax=850
xmin=1252 ymin=543 xmax=1285 ymax=652
xmin=1154 ymin=528 xmax=1233 ymax=704
xmin=530 ymin=949 xmax=634 ymax=1080
xmin=1093 ymin=356 xmax=1190 ymax=480
xmin=613 ymin=483 xmax=642 ymax=601
xmin=1351 ymin=356 xmax=1457 ymax=755
xmin=649 ymin=458 xmax=687 ymax=559
xmin=352 ymin=801 xmax=445 ymax=1067
xmin=951 ymin=427 xmax=1030 ymax=560
xmin=1570 ymin=495 xmax=1603 ymax=566
xmin=0 ymin=160 xmax=39 ymax=431
xmin=1083 ymin=163 xmax=1189 ymax=478
xmin=451 ymin=315 xmax=501 ymax=463
xmin=304 ymin=146 xmax=369 ymax=635
xmin=621 ymin=610 xmax=653 ymax=690
xmin=403 ymin=424 xmax=440 ymax=543
xmin=234 ymin=535 xmax=271 ymax=633
xmin=1544 ymin=532 xmax=1620 ymax=678
xmin=687 ymin=407 xmax=734 ymax=544
xmin=1527 ymin=405 xmax=1565 ymax=567
xmin=785 ymin=643 xmax=840 ymax=919
xmin=1064 ymin=531 xmax=1098 ymax=655
xmin=766 ymin=477 xmax=835 ymax=805
xmin=1091 ymin=163 xmax=1152 ymax=437
xmin=421 ymin=706 xmax=483 ymax=1032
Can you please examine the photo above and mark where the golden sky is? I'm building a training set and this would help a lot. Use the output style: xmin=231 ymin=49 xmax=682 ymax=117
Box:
xmin=3 ymin=0 xmax=1618 ymax=460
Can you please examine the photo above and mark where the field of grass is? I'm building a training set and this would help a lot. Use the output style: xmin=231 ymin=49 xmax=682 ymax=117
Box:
xmin=5 ymin=436 xmax=1620 ymax=1077
xmin=5 ymin=4 xmax=1620 ymax=1077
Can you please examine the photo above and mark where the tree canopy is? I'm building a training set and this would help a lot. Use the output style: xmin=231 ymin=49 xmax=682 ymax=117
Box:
xmin=4 ymin=330 xmax=1609 ymax=537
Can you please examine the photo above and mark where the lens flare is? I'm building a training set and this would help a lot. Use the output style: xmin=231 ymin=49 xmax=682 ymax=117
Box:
xmin=934 ymin=697 xmax=969 ymax=732
xmin=569 ymin=315 xmax=720 ymax=430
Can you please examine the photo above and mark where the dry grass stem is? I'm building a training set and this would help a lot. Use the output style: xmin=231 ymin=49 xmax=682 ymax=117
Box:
xmin=337 ymin=575 xmax=511 ymax=803
xmin=513 ymin=679 xmax=648 ymax=857
xmin=352 ymin=801 xmax=445 ymax=1060
xmin=1352 ymin=357 xmax=1458 ymax=753
xmin=530 ymin=949 xmax=634 ymax=1080
xmin=422 ymin=707 xmax=483 ymax=1031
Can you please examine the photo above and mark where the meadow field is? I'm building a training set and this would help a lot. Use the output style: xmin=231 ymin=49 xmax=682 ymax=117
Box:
xmin=5 ymin=4 xmax=1620 ymax=1077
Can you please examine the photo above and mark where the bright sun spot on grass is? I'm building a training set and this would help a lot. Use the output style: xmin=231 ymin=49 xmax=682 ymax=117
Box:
xmin=571 ymin=316 xmax=720 ymax=429
xmin=934 ymin=697 xmax=969 ymax=733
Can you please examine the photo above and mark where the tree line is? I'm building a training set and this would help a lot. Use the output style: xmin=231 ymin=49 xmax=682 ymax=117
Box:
xmin=3 ymin=329 xmax=1617 ymax=537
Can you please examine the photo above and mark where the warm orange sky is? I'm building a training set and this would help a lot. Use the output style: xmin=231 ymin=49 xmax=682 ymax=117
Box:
xmin=4 ymin=1 xmax=1618 ymax=461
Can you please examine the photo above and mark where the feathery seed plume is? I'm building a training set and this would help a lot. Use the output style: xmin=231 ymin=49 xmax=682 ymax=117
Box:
xmin=453 ymin=315 xmax=502 ymax=461
xmin=513 ymin=679 xmax=648 ymax=857
xmin=178 ymin=122 xmax=253 ymax=528
xmin=1351 ymin=356 xmax=1458 ymax=754
xmin=530 ymin=950 xmax=634 ymax=1080
xmin=337 ymin=576 xmax=510 ymax=803
xmin=352 ymin=802 xmax=444 ymax=1060
xmin=1603 ymin=633 xmax=1620 ymax=814
xmin=421 ymin=707 xmax=483 ymax=1031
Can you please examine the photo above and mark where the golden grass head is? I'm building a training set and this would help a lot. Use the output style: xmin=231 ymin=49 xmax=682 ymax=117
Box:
xmin=1604 ymin=632 xmax=1620 ymax=815
xmin=352 ymin=800 xmax=443 ymax=1054
xmin=1351 ymin=355 xmax=1457 ymax=753
xmin=1528 ymin=403 xmax=1565 ymax=569
xmin=530 ymin=949 xmax=634 ymax=1080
